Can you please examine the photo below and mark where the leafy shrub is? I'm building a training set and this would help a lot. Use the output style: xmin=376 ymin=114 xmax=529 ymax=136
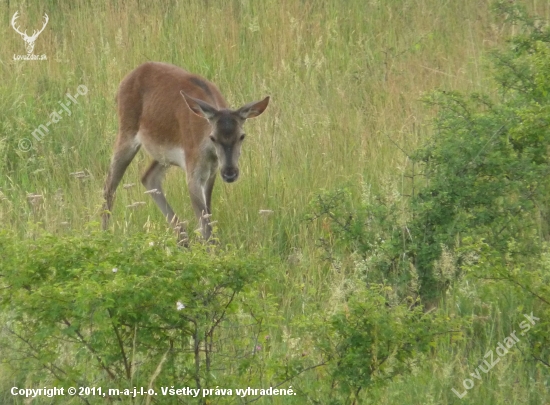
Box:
xmin=309 ymin=283 xmax=455 ymax=405
xmin=311 ymin=1 xmax=550 ymax=304
xmin=0 ymin=229 xmax=270 ymax=404
xmin=308 ymin=1 xmax=550 ymax=384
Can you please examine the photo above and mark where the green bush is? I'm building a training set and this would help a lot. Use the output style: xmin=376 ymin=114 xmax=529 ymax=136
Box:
xmin=308 ymin=0 xmax=550 ymax=382
xmin=308 ymin=283 xmax=455 ymax=405
xmin=311 ymin=1 xmax=550 ymax=303
xmin=0 ymin=229 xmax=270 ymax=404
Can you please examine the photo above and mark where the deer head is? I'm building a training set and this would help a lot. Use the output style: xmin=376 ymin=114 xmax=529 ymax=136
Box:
xmin=11 ymin=12 xmax=49 ymax=55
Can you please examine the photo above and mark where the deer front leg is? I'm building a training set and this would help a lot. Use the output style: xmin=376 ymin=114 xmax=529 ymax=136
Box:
xmin=187 ymin=175 xmax=212 ymax=241
xmin=142 ymin=161 xmax=188 ymax=245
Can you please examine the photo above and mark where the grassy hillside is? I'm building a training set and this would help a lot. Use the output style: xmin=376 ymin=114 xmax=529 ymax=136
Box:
xmin=1 ymin=0 xmax=519 ymax=248
xmin=1 ymin=0 xmax=549 ymax=404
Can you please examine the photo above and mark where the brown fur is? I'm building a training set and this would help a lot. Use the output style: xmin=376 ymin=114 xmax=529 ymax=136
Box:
xmin=102 ymin=62 xmax=269 ymax=245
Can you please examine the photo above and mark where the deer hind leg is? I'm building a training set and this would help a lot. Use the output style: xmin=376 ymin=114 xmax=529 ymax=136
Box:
xmin=141 ymin=161 xmax=188 ymax=245
xmin=102 ymin=135 xmax=140 ymax=230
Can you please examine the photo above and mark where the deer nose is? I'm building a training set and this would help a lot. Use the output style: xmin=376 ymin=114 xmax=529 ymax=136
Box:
xmin=221 ymin=168 xmax=239 ymax=183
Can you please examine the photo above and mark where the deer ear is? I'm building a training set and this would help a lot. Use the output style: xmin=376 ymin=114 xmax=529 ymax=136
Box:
xmin=237 ymin=96 xmax=270 ymax=119
xmin=180 ymin=91 xmax=218 ymax=120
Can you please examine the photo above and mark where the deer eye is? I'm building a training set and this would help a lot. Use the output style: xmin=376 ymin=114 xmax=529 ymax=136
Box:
xmin=210 ymin=136 xmax=216 ymax=143
xmin=240 ymin=134 xmax=246 ymax=141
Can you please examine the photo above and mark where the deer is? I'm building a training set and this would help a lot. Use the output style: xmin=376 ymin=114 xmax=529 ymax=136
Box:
xmin=11 ymin=11 xmax=49 ymax=55
xmin=101 ymin=62 xmax=270 ymax=245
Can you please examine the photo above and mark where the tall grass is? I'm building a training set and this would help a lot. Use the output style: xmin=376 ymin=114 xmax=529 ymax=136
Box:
xmin=1 ymin=0 xmax=549 ymax=403
xmin=1 ymin=0 xmax=520 ymax=248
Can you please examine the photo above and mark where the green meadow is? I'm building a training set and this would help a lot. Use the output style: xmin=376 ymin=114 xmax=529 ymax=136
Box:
xmin=1 ymin=0 xmax=549 ymax=404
